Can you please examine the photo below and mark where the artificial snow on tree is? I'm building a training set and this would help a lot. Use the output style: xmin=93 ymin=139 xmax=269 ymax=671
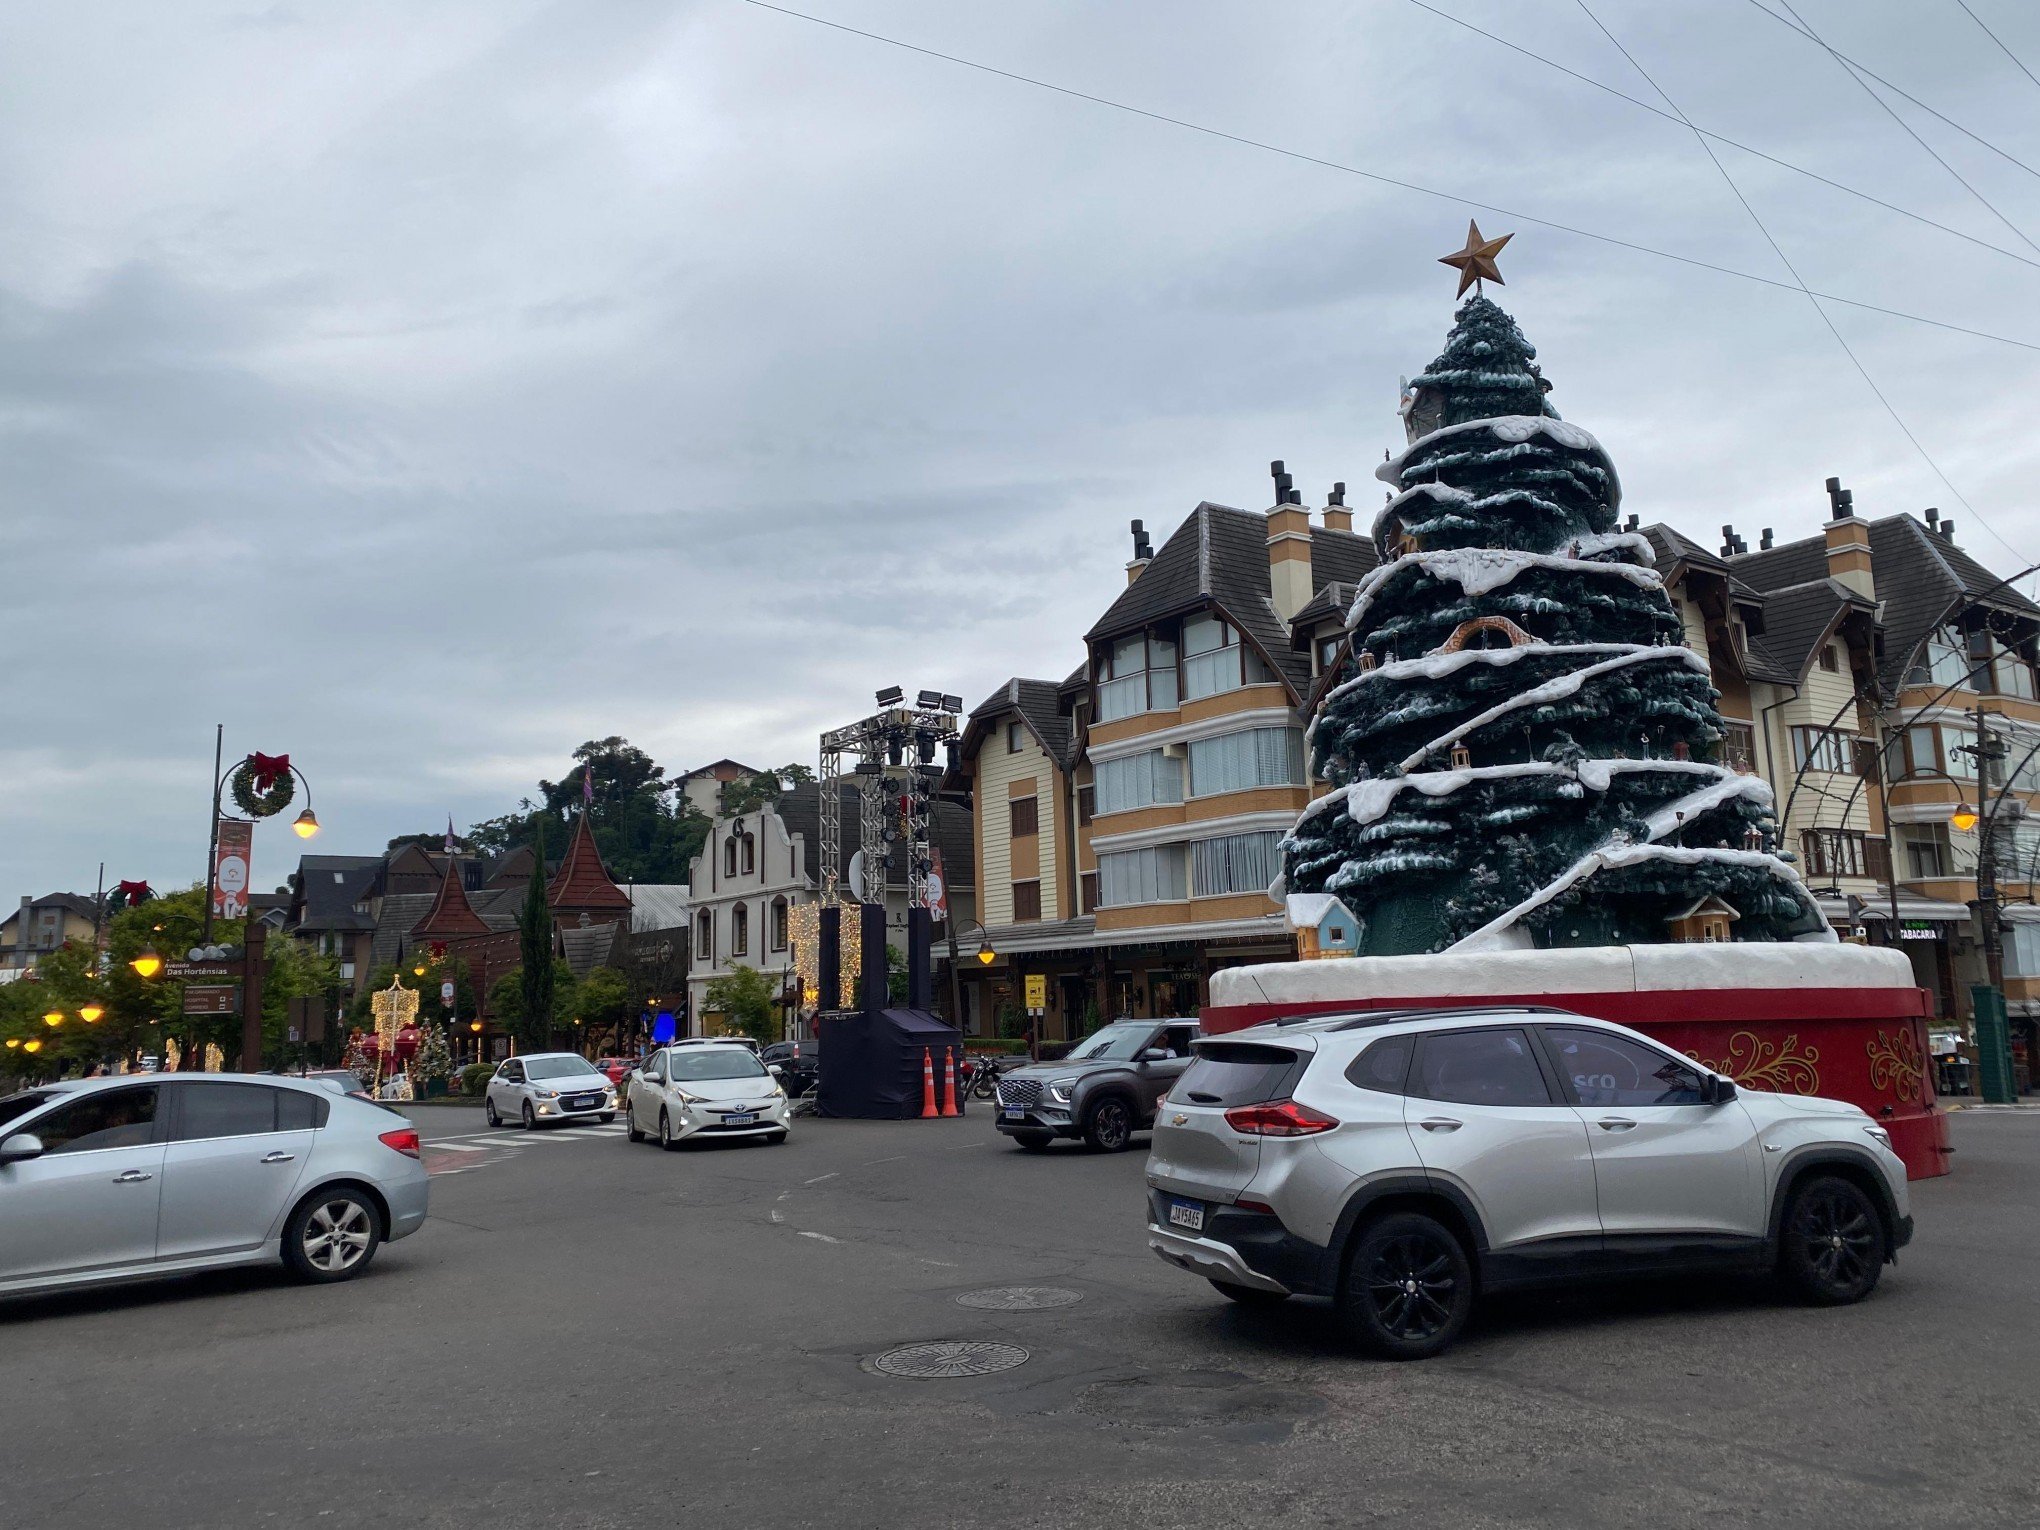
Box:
xmin=408 ymin=1023 xmax=455 ymax=1094
xmin=1281 ymin=295 xmax=1829 ymax=954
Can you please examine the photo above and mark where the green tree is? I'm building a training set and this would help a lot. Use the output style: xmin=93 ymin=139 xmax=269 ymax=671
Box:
xmin=573 ymin=965 xmax=632 ymax=1053
xmin=466 ymin=737 xmax=711 ymax=883
xmin=516 ymin=828 xmax=556 ymax=1050
xmin=703 ymin=965 xmax=780 ymax=1048
xmin=718 ymin=763 xmax=815 ymax=817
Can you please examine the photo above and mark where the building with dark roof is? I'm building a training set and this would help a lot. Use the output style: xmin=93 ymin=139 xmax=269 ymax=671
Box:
xmin=1 ymin=893 xmax=102 ymax=973
xmin=949 ymin=466 xmax=1378 ymax=1040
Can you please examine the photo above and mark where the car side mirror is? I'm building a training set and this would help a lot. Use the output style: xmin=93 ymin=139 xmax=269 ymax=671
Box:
xmin=1138 ymin=1048 xmax=1169 ymax=1063
xmin=768 ymin=1064 xmax=784 ymax=1077
xmin=1703 ymin=1074 xmax=1737 ymax=1105
xmin=0 ymin=1133 xmax=45 ymax=1165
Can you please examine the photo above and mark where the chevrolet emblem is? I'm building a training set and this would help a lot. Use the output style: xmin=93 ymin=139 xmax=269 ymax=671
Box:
xmin=1171 ymin=1113 xmax=1188 ymax=1126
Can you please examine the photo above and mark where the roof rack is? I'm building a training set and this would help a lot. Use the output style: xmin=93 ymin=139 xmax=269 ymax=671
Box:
xmin=1328 ymin=1004 xmax=1577 ymax=1032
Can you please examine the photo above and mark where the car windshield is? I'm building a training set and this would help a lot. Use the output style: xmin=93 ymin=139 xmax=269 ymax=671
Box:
xmin=526 ymin=1056 xmax=603 ymax=1081
xmin=0 ymin=1091 xmax=52 ymax=1130
xmin=669 ymin=1050 xmax=768 ymax=1082
xmin=1066 ymin=1024 xmax=1154 ymax=1062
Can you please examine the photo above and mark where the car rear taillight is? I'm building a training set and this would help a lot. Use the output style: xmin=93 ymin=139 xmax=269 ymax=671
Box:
xmin=1234 ymin=1197 xmax=1277 ymax=1215
xmin=1222 ymin=1101 xmax=1337 ymax=1137
xmin=379 ymin=1128 xmax=422 ymax=1159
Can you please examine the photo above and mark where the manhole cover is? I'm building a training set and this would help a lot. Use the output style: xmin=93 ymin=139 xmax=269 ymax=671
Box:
xmin=871 ymin=1341 xmax=1030 ymax=1378
xmin=955 ymin=1286 xmax=1083 ymax=1312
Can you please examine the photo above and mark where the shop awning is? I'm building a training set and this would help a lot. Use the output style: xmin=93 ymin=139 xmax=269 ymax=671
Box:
xmin=1816 ymin=895 xmax=1972 ymax=923
xmin=978 ymin=913 xmax=1291 ymax=957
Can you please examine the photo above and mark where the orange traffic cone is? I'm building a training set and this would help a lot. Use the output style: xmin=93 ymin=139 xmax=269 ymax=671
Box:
xmin=920 ymin=1047 xmax=939 ymax=1118
xmin=940 ymin=1048 xmax=961 ymax=1117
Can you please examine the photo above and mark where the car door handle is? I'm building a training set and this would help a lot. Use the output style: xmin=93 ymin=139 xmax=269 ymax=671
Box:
xmin=113 ymin=1169 xmax=154 ymax=1183
xmin=1595 ymin=1118 xmax=1638 ymax=1132
xmin=260 ymin=1151 xmax=297 ymax=1164
xmin=1418 ymin=1117 xmax=1462 ymax=1132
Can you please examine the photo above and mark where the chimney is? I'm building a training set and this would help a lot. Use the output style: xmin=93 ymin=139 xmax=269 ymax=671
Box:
xmin=1720 ymin=523 xmax=1737 ymax=558
xmin=1822 ymin=475 xmax=1875 ymax=601
xmin=1760 ymin=528 xmax=1774 ymax=550
xmin=1125 ymin=518 xmax=1153 ymax=585
xmin=1266 ymin=459 xmax=1314 ymax=624
xmin=1322 ymin=481 xmax=1354 ymax=535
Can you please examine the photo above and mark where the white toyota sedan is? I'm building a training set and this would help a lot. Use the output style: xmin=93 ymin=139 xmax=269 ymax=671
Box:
xmin=627 ymin=1042 xmax=789 ymax=1149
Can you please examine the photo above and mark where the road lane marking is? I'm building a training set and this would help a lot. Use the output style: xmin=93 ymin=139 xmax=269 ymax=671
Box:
xmin=797 ymin=1231 xmax=841 ymax=1244
xmin=805 ymin=1173 xmax=839 ymax=1185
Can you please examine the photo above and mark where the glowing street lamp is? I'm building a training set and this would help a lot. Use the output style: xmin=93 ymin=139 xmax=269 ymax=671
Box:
xmin=78 ymin=1001 xmax=104 ymax=1023
xmin=23 ymin=1039 xmax=41 ymax=1054
xmin=4 ymin=1038 xmax=19 ymax=1050
xmin=1951 ymin=802 xmax=1982 ymax=833
xmin=131 ymin=946 xmax=164 ymax=979
xmin=293 ymin=808 xmax=320 ymax=839
xmin=42 ymin=1009 xmax=63 ymax=1028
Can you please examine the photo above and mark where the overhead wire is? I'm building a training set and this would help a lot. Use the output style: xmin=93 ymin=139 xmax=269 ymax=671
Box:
xmin=738 ymin=1 xmax=2040 ymax=354
xmin=1771 ymin=0 xmax=2039 ymax=258
xmin=1403 ymin=0 xmax=2040 ymax=273
xmin=1951 ymin=0 xmax=2040 ymax=95
xmin=1743 ymin=0 xmax=2040 ymax=185
xmin=1573 ymin=1 xmax=2020 ymax=565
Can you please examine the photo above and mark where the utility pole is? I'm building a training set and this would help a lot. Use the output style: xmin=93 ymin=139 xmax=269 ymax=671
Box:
xmin=1968 ymin=705 xmax=2017 ymax=1102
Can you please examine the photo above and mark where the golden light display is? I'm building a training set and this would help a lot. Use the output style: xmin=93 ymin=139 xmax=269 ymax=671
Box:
xmin=787 ymin=900 xmax=859 ymax=1011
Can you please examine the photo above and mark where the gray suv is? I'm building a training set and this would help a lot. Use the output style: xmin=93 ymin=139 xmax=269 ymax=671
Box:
xmin=1146 ymin=1007 xmax=1913 ymax=1359
xmin=995 ymin=1020 xmax=1199 ymax=1152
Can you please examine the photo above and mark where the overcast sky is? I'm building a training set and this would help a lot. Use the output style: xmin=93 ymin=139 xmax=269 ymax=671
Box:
xmin=4 ymin=0 xmax=2038 ymax=898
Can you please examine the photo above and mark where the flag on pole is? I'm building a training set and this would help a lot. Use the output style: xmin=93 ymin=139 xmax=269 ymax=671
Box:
xmin=582 ymin=769 xmax=595 ymax=809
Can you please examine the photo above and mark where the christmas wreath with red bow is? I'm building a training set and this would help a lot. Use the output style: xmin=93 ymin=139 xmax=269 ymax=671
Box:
xmin=229 ymin=752 xmax=296 ymax=818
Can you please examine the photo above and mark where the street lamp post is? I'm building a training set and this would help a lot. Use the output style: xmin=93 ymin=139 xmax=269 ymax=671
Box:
xmin=200 ymin=735 xmax=319 ymax=946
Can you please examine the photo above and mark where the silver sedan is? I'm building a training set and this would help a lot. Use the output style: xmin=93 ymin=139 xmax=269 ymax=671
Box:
xmin=0 ymin=1073 xmax=429 ymax=1300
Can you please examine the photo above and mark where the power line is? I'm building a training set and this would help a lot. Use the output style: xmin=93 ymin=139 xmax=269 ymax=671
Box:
xmin=739 ymin=0 xmax=2040 ymax=354
xmin=1771 ymin=0 xmax=2039 ymax=258
xmin=1952 ymin=0 xmax=2040 ymax=95
xmin=1404 ymin=0 xmax=2040 ymax=272
xmin=1576 ymin=1 xmax=2019 ymax=564
xmin=1744 ymin=0 xmax=2040 ymax=184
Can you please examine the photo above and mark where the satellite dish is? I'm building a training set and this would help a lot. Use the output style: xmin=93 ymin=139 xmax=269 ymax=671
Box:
xmin=846 ymin=850 xmax=866 ymax=895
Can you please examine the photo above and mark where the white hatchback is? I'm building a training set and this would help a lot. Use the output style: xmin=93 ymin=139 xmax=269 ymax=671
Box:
xmin=628 ymin=1043 xmax=789 ymax=1148
xmin=484 ymin=1053 xmax=617 ymax=1130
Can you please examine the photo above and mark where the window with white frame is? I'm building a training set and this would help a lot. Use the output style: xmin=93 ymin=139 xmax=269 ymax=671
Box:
xmin=1093 ymin=750 xmax=1184 ymax=814
xmin=1190 ymin=831 xmax=1283 ymax=897
xmin=1187 ymin=728 xmax=1305 ymax=796
xmin=1097 ymin=844 xmax=1188 ymax=906
xmin=1898 ymin=823 xmax=1952 ymax=880
xmin=1182 ymin=614 xmax=1275 ymax=700
xmin=1097 ymin=630 xmax=1179 ymax=722
xmin=1906 ymin=626 xmax=1983 ymax=690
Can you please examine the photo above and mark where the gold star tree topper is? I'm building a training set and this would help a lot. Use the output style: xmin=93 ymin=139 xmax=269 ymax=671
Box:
xmin=1439 ymin=220 xmax=1512 ymax=298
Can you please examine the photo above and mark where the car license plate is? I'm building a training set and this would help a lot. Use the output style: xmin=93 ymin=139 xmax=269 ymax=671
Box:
xmin=1003 ymin=1108 xmax=1024 ymax=1120
xmin=724 ymin=1112 xmax=757 ymax=1125
xmin=1168 ymin=1200 xmax=1205 ymax=1232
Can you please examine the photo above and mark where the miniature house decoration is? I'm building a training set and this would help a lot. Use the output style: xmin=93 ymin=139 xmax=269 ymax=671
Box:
xmin=1286 ymin=893 xmax=1363 ymax=960
xmin=1667 ymin=894 xmax=1741 ymax=944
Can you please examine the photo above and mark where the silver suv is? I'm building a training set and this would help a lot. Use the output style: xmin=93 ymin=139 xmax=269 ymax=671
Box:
xmin=1146 ymin=1006 xmax=1913 ymax=1359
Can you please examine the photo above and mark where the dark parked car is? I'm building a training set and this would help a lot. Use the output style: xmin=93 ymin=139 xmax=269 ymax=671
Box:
xmin=761 ymin=1041 xmax=820 ymax=1097
xmin=993 ymin=1019 xmax=1199 ymax=1152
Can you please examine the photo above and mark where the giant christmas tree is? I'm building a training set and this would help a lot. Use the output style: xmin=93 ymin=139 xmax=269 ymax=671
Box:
xmin=1281 ymin=291 xmax=1828 ymax=954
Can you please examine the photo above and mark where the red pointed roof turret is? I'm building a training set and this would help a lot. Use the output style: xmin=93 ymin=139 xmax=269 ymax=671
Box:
xmin=410 ymin=856 xmax=491 ymax=939
xmin=547 ymin=814 xmax=631 ymax=913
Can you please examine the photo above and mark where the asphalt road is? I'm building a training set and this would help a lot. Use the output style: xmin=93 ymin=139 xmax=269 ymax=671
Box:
xmin=1 ymin=1105 xmax=2035 ymax=1530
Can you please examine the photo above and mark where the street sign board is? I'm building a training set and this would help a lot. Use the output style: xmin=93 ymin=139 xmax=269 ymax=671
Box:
xmin=1024 ymin=974 xmax=1047 ymax=1011
xmin=166 ymin=961 xmax=237 ymax=981
xmin=182 ymin=984 xmax=240 ymax=1016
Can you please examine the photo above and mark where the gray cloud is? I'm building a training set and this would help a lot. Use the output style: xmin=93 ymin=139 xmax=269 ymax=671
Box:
xmin=3 ymin=0 xmax=2038 ymax=894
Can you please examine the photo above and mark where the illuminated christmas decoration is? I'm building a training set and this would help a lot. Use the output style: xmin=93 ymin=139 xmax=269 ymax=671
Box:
xmin=788 ymin=899 xmax=859 ymax=1010
xmin=369 ymin=978 xmax=421 ymax=1100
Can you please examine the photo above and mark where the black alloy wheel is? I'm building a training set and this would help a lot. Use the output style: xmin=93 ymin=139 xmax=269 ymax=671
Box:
xmin=1012 ymin=1131 xmax=1054 ymax=1153
xmin=1338 ymin=1212 xmax=1473 ymax=1359
xmin=1780 ymin=1175 xmax=1885 ymax=1305
xmin=1084 ymin=1097 xmax=1133 ymax=1153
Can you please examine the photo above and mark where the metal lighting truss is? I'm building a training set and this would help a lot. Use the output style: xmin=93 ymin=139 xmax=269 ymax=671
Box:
xmin=818 ymin=690 xmax=963 ymax=909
